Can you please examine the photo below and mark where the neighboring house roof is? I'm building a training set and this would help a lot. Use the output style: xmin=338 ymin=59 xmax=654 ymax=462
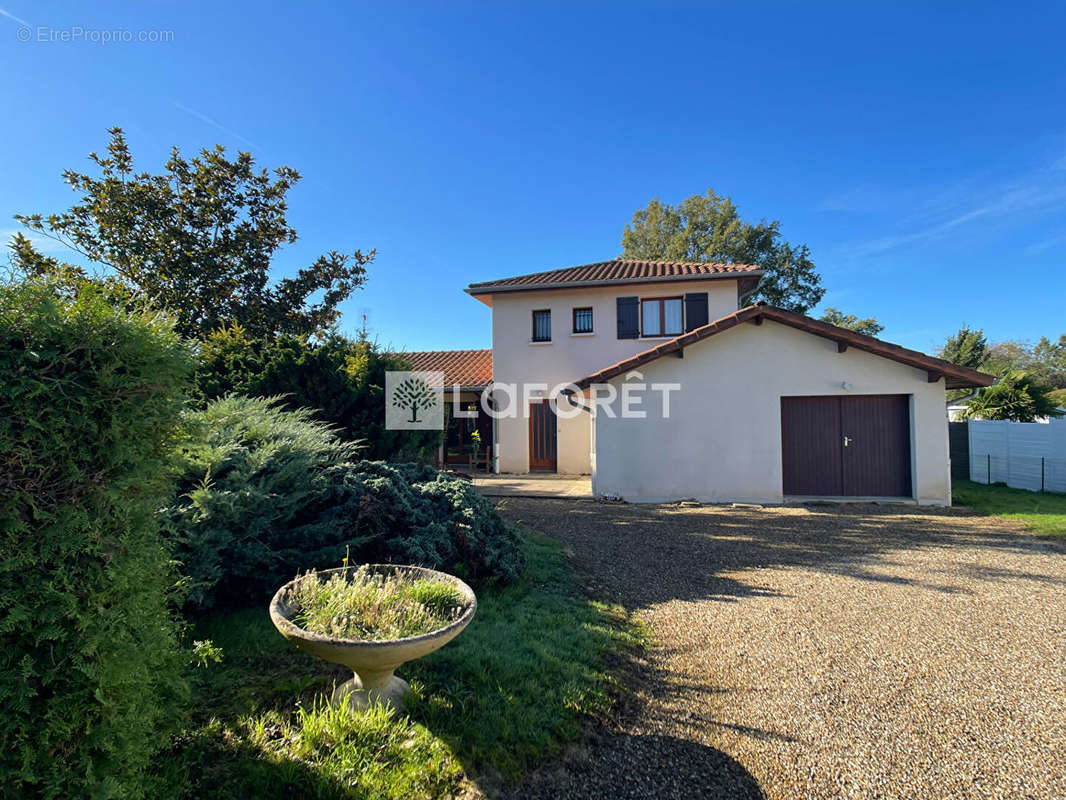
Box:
xmin=401 ymin=349 xmax=493 ymax=388
xmin=466 ymin=259 xmax=762 ymax=299
xmin=571 ymin=303 xmax=997 ymax=391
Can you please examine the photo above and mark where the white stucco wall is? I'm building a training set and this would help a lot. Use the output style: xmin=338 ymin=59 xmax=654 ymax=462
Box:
xmin=590 ymin=320 xmax=952 ymax=505
xmin=488 ymin=278 xmax=742 ymax=473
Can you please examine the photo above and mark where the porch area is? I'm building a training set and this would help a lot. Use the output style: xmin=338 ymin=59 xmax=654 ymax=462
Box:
xmin=472 ymin=473 xmax=592 ymax=499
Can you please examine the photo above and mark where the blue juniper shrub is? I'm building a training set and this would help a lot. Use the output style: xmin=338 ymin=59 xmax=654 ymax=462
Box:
xmin=0 ymin=279 xmax=193 ymax=800
xmin=166 ymin=396 xmax=523 ymax=610
xmin=163 ymin=395 xmax=366 ymax=609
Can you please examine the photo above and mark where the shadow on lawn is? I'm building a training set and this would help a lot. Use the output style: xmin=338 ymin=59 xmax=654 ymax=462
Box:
xmin=160 ymin=722 xmax=356 ymax=800
xmin=494 ymin=497 xmax=1066 ymax=609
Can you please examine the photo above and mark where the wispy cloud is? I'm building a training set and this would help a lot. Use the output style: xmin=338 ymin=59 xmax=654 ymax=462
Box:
xmin=0 ymin=6 xmax=30 ymax=27
xmin=172 ymin=101 xmax=262 ymax=150
xmin=834 ymin=155 xmax=1066 ymax=260
xmin=814 ymin=184 xmax=908 ymax=214
xmin=1023 ymin=231 xmax=1066 ymax=256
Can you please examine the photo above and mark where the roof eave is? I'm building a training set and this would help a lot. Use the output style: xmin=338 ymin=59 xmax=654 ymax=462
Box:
xmin=465 ymin=269 xmax=764 ymax=297
xmin=574 ymin=304 xmax=996 ymax=390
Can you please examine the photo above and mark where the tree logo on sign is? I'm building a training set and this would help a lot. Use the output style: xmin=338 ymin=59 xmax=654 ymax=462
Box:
xmin=391 ymin=376 xmax=437 ymax=422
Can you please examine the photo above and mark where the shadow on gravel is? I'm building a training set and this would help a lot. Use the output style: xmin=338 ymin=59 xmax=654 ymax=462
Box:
xmin=497 ymin=497 xmax=1065 ymax=800
xmin=508 ymin=637 xmax=770 ymax=799
xmin=520 ymin=731 xmax=764 ymax=800
xmin=495 ymin=497 xmax=1065 ymax=609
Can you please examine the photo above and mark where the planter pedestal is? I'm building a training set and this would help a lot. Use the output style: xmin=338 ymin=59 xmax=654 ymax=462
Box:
xmin=332 ymin=671 xmax=410 ymax=711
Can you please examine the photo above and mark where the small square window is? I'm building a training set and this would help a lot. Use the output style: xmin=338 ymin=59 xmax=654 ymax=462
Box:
xmin=532 ymin=309 xmax=551 ymax=342
xmin=572 ymin=307 xmax=593 ymax=334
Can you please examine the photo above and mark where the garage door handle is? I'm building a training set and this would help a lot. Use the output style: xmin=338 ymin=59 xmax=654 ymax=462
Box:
xmin=843 ymin=436 xmax=852 ymax=447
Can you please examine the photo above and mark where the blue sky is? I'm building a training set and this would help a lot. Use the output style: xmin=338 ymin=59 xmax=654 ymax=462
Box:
xmin=1 ymin=1 xmax=1064 ymax=353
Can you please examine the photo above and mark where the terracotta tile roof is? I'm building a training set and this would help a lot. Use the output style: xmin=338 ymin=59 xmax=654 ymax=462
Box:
xmin=572 ymin=304 xmax=996 ymax=391
xmin=466 ymin=259 xmax=762 ymax=295
xmin=400 ymin=349 xmax=492 ymax=387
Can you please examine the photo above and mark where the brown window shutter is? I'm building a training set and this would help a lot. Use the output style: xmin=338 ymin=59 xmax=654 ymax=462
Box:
xmin=617 ymin=296 xmax=638 ymax=339
xmin=684 ymin=292 xmax=708 ymax=332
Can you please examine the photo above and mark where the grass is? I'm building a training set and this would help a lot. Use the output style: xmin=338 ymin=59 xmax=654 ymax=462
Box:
xmin=953 ymin=479 xmax=1066 ymax=537
xmin=153 ymin=530 xmax=646 ymax=799
xmin=288 ymin=567 xmax=467 ymax=641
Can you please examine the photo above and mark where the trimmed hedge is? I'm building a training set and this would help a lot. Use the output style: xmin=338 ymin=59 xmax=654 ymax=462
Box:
xmin=166 ymin=396 xmax=523 ymax=609
xmin=0 ymin=280 xmax=193 ymax=799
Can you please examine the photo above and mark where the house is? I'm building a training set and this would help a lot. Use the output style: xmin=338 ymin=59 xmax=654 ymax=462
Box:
xmin=409 ymin=259 xmax=994 ymax=505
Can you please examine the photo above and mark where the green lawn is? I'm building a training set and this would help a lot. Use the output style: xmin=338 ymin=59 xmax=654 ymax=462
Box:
xmin=953 ymin=479 xmax=1066 ymax=537
xmin=151 ymin=531 xmax=646 ymax=799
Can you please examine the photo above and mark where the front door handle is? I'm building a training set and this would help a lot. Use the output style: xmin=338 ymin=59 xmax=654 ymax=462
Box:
xmin=843 ymin=436 xmax=852 ymax=447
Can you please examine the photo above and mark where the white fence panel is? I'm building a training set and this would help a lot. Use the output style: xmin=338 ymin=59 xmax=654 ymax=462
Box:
xmin=968 ymin=418 xmax=1066 ymax=493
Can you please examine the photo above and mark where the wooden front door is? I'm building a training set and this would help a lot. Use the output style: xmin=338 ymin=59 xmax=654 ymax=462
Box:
xmin=781 ymin=395 xmax=911 ymax=497
xmin=528 ymin=399 xmax=557 ymax=472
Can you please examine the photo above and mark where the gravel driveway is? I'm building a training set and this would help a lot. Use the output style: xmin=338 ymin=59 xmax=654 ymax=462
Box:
xmin=496 ymin=498 xmax=1066 ymax=800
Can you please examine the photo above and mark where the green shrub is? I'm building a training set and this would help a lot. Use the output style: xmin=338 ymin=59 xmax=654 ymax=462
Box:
xmin=0 ymin=279 xmax=193 ymax=799
xmin=167 ymin=397 xmax=523 ymax=609
xmin=164 ymin=395 xmax=367 ymax=608
xmin=355 ymin=461 xmax=526 ymax=583
xmin=196 ymin=327 xmax=440 ymax=460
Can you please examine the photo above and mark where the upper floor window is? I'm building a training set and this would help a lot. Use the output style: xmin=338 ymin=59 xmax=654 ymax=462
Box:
xmin=532 ymin=309 xmax=552 ymax=342
xmin=641 ymin=297 xmax=682 ymax=337
xmin=572 ymin=307 xmax=593 ymax=334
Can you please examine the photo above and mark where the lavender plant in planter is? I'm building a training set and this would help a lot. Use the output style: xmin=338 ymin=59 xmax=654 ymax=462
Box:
xmin=269 ymin=564 xmax=477 ymax=712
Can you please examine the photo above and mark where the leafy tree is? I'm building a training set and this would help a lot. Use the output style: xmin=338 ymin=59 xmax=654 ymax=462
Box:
xmin=620 ymin=189 xmax=824 ymax=313
xmin=13 ymin=127 xmax=374 ymax=339
xmin=962 ymin=372 xmax=1065 ymax=422
xmin=1030 ymin=334 xmax=1066 ymax=388
xmin=939 ymin=326 xmax=990 ymax=371
xmin=982 ymin=340 xmax=1033 ymax=378
xmin=818 ymin=307 xmax=884 ymax=336
xmin=964 ymin=336 xmax=1066 ymax=389
xmin=939 ymin=327 xmax=1066 ymax=409
xmin=196 ymin=326 xmax=440 ymax=460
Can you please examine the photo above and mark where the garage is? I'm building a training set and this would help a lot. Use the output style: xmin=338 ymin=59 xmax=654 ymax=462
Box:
xmin=781 ymin=395 xmax=912 ymax=498
xmin=578 ymin=305 xmax=994 ymax=506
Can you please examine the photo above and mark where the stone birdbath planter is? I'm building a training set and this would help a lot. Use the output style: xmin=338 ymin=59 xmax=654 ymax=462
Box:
xmin=269 ymin=564 xmax=477 ymax=712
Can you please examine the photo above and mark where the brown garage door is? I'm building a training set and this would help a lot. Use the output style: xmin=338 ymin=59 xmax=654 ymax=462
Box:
xmin=781 ymin=395 xmax=912 ymax=497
